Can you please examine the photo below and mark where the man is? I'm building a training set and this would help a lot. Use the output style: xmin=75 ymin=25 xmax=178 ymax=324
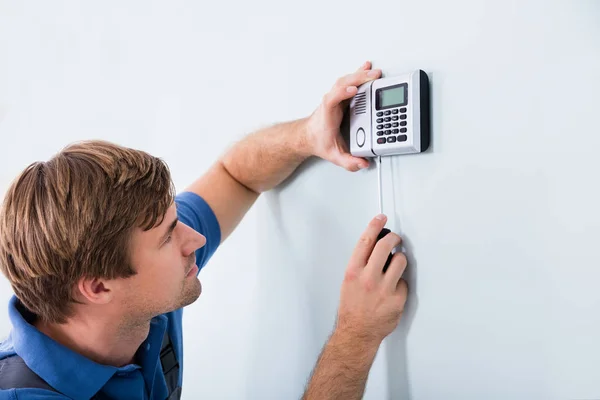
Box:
xmin=0 ymin=62 xmax=408 ymax=399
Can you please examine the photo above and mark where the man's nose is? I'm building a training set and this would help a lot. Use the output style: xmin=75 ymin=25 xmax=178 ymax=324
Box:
xmin=195 ymin=232 xmax=207 ymax=249
xmin=181 ymin=222 xmax=207 ymax=253
xmin=187 ymin=225 xmax=206 ymax=250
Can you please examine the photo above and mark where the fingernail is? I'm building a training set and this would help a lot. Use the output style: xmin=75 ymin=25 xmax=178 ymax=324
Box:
xmin=368 ymin=69 xmax=379 ymax=77
xmin=357 ymin=163 xmax=367 ymax=169
xmin=376 ymin=214 xmax=386 ymax=220
xmin=346 ymin=86 xmax=357 ymax=93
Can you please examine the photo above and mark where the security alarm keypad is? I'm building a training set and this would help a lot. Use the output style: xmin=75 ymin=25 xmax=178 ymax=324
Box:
xmin=348 ymin=70 xmax=430 ymax=157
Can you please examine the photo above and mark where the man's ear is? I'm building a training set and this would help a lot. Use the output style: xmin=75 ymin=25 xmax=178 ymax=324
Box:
xmin=76 ymin=276 xmax=114 ymax=305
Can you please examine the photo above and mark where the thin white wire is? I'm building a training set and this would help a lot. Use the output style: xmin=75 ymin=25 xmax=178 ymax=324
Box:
xmin=377 ymin=156 xmax=383 ymax=215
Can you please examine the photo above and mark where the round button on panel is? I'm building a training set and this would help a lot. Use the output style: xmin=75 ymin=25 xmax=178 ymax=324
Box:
xmin=356 ymin=128 xmax=366 ymax=147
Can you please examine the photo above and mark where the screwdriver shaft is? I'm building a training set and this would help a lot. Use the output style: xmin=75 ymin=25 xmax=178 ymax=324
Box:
xmin=377 ymin=156 xmax=383 ymax=215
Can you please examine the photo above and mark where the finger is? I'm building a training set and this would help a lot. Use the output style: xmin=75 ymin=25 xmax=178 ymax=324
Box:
xmin=356 ymin=61 xmax=372 ymax=72
xmin=336 ymin=68 xmax=382 ymax=92
xmin=323 ymin=85 xmax=358 ymax=110
xmin=324 ymin=67 xmax=382 ymax=111
xmin=395 ymin=279 xmax=408 ymax=310
xmin=348 ymin=215 xmax=388 ymax=269
xmin=330 ymin=139 xmax=370 ymax=171
xmin=365 ymin=232 xmax=402 ymax=278
xmin=383 ymin=252 xmax=408 ymax=292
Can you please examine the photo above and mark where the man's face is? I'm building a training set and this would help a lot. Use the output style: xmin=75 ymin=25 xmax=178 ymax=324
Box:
xmin=122 ymin=203 xmax=206 ymax=320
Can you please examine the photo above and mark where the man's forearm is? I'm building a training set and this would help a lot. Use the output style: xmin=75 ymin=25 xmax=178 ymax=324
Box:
xmin=221 ymin=118 xmax=312 ymax=194
xmin=302 ymin=330 xmax=380 ymax=400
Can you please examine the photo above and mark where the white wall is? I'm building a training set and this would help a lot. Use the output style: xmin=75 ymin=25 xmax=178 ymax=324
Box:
xmin=1 ymin=1 xmax=599 ymax=399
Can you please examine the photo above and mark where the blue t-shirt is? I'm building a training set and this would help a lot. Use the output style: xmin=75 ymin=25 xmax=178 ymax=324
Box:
xmin=0 ymin=191 xmax=221 ymax=400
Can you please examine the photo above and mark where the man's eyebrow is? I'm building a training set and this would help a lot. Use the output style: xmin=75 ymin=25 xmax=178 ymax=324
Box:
xmin=160 ymin=218 xmax=178 ymax=244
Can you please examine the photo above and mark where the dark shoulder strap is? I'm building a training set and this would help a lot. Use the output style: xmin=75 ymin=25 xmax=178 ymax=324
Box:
xmin=0 ymin=355 xmax=57 ymax=391
xmin=160 ymin=332 xmax=181 ymax=400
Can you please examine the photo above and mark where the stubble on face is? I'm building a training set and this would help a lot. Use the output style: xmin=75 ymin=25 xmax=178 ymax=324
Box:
xmin=120 ymin=253 xmax=202 ymax=333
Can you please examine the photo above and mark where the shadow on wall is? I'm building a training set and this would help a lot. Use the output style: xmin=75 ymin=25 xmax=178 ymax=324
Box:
xmin=382 ymin=151 xmax=423 ymax=400
xmin=385 ymin=70 xmax=436 ymax=399
xmin=245 ymin=156 xmax=362 ymax=398
xmin=385 ymin=231 xmax=418 ymax=400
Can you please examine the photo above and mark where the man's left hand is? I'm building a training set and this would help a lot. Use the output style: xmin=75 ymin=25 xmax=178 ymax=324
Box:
xmin=305 ymin=61 xmax=382 ymax=172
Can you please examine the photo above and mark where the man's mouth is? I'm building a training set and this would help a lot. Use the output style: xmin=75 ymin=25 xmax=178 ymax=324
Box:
xmin=185 ymin=257 xmax=197 ymax=276
xmin=186 ymin=264 xmax=198 ymax=277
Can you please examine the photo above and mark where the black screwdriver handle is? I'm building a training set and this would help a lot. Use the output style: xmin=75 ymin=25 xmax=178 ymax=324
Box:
xmin=376 ymin=228 xmax=394 ymax=273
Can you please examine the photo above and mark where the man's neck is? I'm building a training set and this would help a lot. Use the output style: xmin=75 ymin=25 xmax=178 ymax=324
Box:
xmin=34 ymin=310 xmax=151 ymax=367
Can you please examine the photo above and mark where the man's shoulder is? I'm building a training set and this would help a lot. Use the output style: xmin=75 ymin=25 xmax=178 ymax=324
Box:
xmin=0 ymin=388 xmax=68 ymax=400
xmin=0 ymin=336 xmax=16 ymax=361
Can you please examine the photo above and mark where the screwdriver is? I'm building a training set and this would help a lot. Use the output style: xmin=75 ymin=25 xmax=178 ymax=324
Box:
xmin=376 ymin=155 xmax=393 ymax=273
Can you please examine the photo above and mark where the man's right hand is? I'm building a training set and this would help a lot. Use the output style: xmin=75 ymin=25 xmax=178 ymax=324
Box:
xmin=302 ymin=214 xmax=408 ymax=400
xmin=335 ymin=214 xmax=408 ymax=346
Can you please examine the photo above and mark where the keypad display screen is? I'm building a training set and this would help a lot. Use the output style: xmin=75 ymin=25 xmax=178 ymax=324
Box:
xmin=376 ymin=83 xmax=407 ymax=110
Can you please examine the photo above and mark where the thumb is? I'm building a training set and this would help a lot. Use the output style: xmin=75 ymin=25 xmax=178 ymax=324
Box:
xmin=332 ymin=151 xmax=370 ymax=172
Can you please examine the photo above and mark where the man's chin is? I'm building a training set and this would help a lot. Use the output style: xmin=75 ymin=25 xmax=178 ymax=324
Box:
xmin=179 ymin=279 xmax=202 ymax=308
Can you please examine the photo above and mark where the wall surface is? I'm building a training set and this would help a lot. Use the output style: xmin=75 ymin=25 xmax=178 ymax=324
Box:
xmin=1 ymin=1 xmax=599 ymax=399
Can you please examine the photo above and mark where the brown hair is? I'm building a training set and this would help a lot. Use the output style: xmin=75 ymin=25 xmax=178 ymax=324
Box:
xmin=0 ymin=140 xmax=175 ymax=323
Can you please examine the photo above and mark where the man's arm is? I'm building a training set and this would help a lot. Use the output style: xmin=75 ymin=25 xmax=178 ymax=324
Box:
xmin=301 ymin=330 xmax=379 ymax=400
xmin=303 ymin=215 xmax=409 ymax=400
xmin=185 ymin=118 xmax=311 ymax=243
xmin=185 ymin=62 xmax=381 ymax=243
